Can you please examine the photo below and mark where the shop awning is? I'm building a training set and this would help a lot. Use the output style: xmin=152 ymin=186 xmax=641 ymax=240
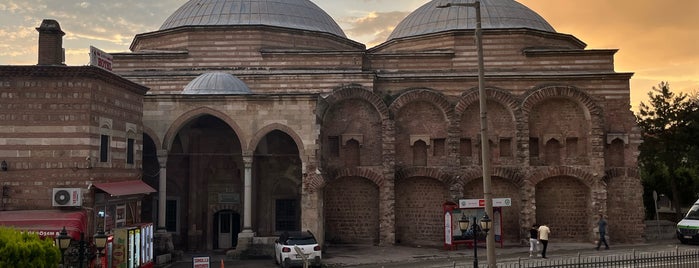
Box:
xmin=0 ymin=210 xmax=86 ymax=240
xmin=94 ymin=180 xmax=156 ymax=196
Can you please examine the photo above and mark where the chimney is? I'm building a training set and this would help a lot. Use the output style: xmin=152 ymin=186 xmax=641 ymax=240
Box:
xmin=36 ymin=19 xmax=65 ymax=65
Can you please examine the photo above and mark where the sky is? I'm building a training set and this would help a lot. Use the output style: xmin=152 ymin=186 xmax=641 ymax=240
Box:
xmin=1 ymin=0 xmax=697 ymax=110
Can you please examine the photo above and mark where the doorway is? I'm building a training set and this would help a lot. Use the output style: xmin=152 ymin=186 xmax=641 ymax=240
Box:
xmin=214 ymin=210 xmax=240 ymax=249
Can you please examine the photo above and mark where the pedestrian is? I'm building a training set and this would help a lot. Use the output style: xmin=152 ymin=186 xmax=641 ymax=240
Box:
xmin=596 ymin=213 xmax=610 ymax=250
xmin=538 ymin=223 xmax=551 ymax=259
xmin=529 ymin=224 xmax=539 ymax=258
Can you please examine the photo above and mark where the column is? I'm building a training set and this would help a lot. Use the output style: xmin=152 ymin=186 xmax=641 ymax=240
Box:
xmin=243 ymin=156 xmax=253 ymax=232
xmin=157 ymin=149 xmax=168 ymax=230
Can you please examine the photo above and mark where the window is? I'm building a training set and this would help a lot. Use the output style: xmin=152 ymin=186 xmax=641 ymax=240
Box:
xmin=460 ymin=138 xmax=472 ymax=158
xmin=276 ymin=199 xmax=298 ymax=231
xmin=499 ymin=138 xmax=512 ymax=157
xmin=327 ymin=136 xmax=340 ymax=157
xmin=100 ymin=134 xmax=110 ymax=162
xmin=344 ymin=139 xmax=360 ymax=167
xmin=127 ymin=138 xmax=135 ymax=164
xmin=529 ymin=137 xmax=539 ymax=157
xmin=566 ymin=137 xmax=578 ymax=158
xmin=433 ymin=138 xmax=445 ymax=156
xmin=544 ymin=139 xmax=561 ymax=165
xmin=412 ymin=140 xmax=427 ymax=166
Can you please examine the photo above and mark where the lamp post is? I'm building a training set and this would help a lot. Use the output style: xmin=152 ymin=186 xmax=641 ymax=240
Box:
xmin=56 ymin=227 xmax=106 ymax=268
xmin=56 ymin=227 xmax=71 ymax=267
xmin=437 ymin=1 xmax=495 ymax=266
xmin=94 ymin=229 xmax=108 ymax=268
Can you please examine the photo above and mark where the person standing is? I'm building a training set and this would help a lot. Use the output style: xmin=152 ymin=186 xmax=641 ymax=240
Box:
xmin=529 ymin=224 xmax=539 ymax=257
xmin=538 ymin=223 xmax=551 ymax=259
xmin=596 ymin=214 xmax=610 ymax=250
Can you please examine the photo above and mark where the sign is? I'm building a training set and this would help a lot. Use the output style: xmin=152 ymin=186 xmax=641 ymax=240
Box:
xmin=459 ymin=198 xmax=511 ymax=208
xmin=192 ymin=256 xmax=210 ymax=268
xmin=89 ymin=46 xmax=113 ymax=71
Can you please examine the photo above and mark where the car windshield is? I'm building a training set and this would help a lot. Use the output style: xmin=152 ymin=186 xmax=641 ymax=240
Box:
xmin=685 ymin=204 xmax=699 ymax=220
xmin=286 ymin=237 xmax=316 ymax=245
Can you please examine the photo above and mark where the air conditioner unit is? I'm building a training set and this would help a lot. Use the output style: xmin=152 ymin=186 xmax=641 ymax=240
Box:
xmin=52 ymin=188 xmax=82 ymax=207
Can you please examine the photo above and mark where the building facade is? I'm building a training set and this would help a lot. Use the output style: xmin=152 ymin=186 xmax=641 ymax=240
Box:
xmin=1 ymin=0 xmax=645 ymax=254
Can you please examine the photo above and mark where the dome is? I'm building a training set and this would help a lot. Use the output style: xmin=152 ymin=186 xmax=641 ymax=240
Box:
xmin=182 ymin=72 xmax=252 ymax=95
xmin=388 ymin=0 xmax=555 ymax=40
xmin=160 ymin=0 xmax=346 ymax=38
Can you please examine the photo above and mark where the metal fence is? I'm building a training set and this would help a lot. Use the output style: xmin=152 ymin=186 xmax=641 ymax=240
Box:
xmin=491 ymin=248 xmax=699 ymax=268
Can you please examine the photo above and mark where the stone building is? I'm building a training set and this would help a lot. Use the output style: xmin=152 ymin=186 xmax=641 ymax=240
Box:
xmin=1 ymin=0 xmax=645 ymax=255
xmin=0 ymin=19 xmax=151 ymax=244
xmin=110 ymin=0 xmax=644 ymax=251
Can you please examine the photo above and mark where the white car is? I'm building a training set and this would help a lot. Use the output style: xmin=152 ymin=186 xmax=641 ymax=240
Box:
xmin=274 ymin=230 xmax=322 ymax=268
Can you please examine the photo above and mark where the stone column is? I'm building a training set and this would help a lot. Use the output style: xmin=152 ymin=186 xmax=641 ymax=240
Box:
xmin=154 ymin=149 xmax=174 ymax=260
xmin=157 ymin=149 xmax=168 ymax=230
xmin=242 ymin=155 xmax=253 ymax=233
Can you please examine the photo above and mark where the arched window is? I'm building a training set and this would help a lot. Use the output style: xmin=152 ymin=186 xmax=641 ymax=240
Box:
xmin=413 ymin=140 xmax=427 ymax=166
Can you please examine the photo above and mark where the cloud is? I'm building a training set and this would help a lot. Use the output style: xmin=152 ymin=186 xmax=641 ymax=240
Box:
xmin=342 ymin=11 xmax=410 ymax=47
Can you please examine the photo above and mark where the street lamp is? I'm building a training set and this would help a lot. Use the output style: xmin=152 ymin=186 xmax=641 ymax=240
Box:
xmin=437 ymin=1 xmax=496 ymax=266
xmin=56 ymin=228 xmax=102 ymax=268
xmin=56 ymin=226 xmax=71 ymax=267
xmin=94 ymin=229 xmax=108 ymax=267
xmin=462 ymin=213 xmax=493 ymax=267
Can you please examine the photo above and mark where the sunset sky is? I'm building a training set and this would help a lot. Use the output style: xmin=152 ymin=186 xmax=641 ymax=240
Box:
xmin=1 ymin=0 xmax=697 ymax=110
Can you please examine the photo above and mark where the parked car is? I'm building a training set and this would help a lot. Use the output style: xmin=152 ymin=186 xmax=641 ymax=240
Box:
xmin=274 ymin=230 xmax=322 ymax=268
xmin=677 ymin=198 xmax=699 ymax=244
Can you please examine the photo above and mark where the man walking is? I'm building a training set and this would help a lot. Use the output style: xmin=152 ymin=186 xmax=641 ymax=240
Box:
xmin=538 ymin=223 xmax=551 ymax=259
xmin=596 ymin=213 xmax=610 ymax=250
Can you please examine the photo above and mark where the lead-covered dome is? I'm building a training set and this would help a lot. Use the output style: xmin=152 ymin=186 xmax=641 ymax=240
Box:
xmin=160 ymin=0 xmax=346 ymax=38
xmin=388 ymin=0 xmax=555 ymax=40
xmin=182 ymin=72 xmax=252 ymax=94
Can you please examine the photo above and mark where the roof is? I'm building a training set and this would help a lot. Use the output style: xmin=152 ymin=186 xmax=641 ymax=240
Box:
xmin=182 ymin=72 xmax=252 ymax=95
xmin=94 ymin=180 xmax=156 ymax=196
xmin=159 ymin=0 xmax=346 ymax=38
xmin=388 ymin=0 xmax=555 ymax=41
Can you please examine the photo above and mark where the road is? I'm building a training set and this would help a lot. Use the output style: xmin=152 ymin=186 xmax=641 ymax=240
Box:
xmin=166 ymin=241 xmax=699 ymax=268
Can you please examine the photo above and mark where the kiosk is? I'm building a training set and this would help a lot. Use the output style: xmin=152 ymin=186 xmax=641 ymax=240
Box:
xmin=443 ymin=198 xmax=511 ymax=250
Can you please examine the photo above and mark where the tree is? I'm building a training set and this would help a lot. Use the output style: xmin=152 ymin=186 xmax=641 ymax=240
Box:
xmin=0 ymin=227 xmax=61 ymax=268
xmin=636 ymin=82 xmax=699 ymax=220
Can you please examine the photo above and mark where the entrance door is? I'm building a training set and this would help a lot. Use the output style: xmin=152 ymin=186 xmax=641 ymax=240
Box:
xmin=216 ymin=211 xmax=240 ymax=249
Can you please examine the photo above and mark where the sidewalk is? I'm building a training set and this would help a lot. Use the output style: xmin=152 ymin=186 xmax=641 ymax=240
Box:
xmin=166 ymin=239 xmax=682 ymax=268
xmin=321 ymin=239 xmax=681 ymax=267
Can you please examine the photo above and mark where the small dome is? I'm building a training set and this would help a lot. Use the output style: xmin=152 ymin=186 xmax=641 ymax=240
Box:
xmin=182 ymin=72 xmax=252 ymax=95
xmin=388 ymin=0 xmax=555 ymax=41
xmin=160 ymin=0 xmax=346 ymax=38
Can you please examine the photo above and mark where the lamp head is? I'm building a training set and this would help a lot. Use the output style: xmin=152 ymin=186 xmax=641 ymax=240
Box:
xmin=56 ymin=226 xmax=72 ymax=251
xmin=93 ymin=229 xmax=108 ymax=252
xmin=479 ymin=213 xmax=492 ymax=233
xmin=458 ymin=213 xmax=470 ymax=233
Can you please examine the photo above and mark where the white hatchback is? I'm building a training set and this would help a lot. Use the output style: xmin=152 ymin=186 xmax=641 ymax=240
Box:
xmin=274 ymin=231 xmax=322 ymax=268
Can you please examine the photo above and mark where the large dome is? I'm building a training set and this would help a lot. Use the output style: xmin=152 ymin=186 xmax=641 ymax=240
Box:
xmin=388 ymin=0 xmax=555 ymax=40
xmin=182 ymin=72 xmax=252 ymax=95
xmin=160 ymin=0 xmax=346 ymax=38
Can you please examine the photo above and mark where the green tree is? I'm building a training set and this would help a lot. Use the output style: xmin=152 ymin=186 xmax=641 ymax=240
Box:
xmin=0 ymin=227 xmax=61 ymax=268
xmin=637 ymin=82 xmax=699 ymax=220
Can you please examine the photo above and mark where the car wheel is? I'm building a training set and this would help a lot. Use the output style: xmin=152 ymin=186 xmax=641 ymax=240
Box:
xmin=274 ymin=254 xmax=279 ymax=264
xmin=680 ymin=238 xmax=688 ymax=244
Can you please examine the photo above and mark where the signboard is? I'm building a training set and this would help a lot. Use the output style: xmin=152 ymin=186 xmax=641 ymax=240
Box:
xmin=192 ymin=256 xmax=210 ymax=268
xmin=90 ymin=46 xmax=113 ymax=71
xmin=459 ymin=198 xmax=511 ymax=208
